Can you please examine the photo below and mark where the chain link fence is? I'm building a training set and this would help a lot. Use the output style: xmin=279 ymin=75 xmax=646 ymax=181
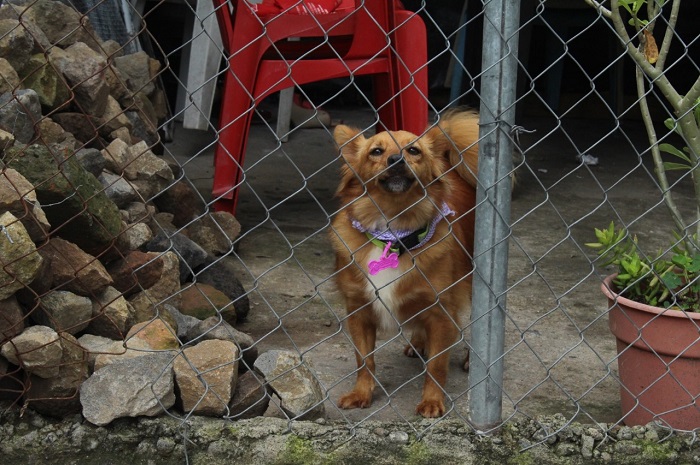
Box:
xmin=1 ymin=0 xmax=700 ymax=460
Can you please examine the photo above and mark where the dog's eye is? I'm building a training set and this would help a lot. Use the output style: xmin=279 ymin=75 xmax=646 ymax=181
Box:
xmin=369 ymin=147 xmax=384 ymax=156
xmin=406 ymin=146 xmax=421 ymax=156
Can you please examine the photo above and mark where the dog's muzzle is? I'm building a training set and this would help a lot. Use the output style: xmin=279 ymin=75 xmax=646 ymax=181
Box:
xmin=379 ymin=154 xmax=415 ymax=193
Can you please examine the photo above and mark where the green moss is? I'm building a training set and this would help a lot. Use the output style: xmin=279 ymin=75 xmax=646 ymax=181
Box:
xmin=507 ymin=450 xmax=537 ymax=465
xmin=276 ymin=436 xmax=318 ymax=465
xmin=406 ymin=441 xmax=432 ymax=465
xmin=224 ymin=425 xmax=241 ymax=436
xmin=640 ymin=440 xmax=678 ymax=462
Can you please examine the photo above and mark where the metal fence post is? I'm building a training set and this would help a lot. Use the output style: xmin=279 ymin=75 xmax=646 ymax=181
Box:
xmin=468 ymin=0 xmax=520 ymax=431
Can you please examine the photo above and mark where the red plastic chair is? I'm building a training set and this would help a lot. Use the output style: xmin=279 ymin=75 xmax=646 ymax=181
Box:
xmin=210 ymin=0 xmax=429 ymax=214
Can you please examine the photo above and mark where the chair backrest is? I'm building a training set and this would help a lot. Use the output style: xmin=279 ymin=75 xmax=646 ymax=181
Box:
xmin=212 ymin=0 xmax=395 ymax=61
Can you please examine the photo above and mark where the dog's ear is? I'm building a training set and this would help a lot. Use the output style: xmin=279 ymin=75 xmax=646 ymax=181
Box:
xmin=333 ymin=125 xmax=366 ymax=196
xmin=333 ymin=124 xmax=361 ymax=145
xmin=334 ymin=125 xmax=365 ymax=160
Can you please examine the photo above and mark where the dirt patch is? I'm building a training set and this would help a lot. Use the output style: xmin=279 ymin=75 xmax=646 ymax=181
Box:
xmin=169 ymin=108 xmax=694 ymax=427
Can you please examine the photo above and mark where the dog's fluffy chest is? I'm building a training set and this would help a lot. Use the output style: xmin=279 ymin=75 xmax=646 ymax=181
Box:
xmin=362 ymin=246 xmax=408 ymax=333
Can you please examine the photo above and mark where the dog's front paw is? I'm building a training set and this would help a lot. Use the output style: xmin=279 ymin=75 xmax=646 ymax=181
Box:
xmin=416 ymin=399 xmax=446 ymax=418
xmin=338 ymin=390 xmax=373 ymax=410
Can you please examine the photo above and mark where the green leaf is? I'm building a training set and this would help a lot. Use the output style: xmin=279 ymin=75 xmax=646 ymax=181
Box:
xmin=688 ymin=258 xmax=700 ymax=274
xmin=663 ymin=273 xmax=682 ymax=290
xmin=664 ymin=117 xmax=681 ymax=136
xmin=663 ymin=162 xmax=691 ymax=171
xmin=659 ymin=143 xmax=692 ymax=163
xmin=672 ymin=254 xmax=690 ymax=267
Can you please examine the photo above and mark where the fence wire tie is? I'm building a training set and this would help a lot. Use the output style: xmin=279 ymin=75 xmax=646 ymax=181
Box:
xmin=478 ymin=119 xmax=535 ymax=151
xmin=1 ymin=225 xmax=14 ymax=244
xmin=511 ymin=124 xmax=536 ymax=150
xmin=41 ymin=185 xmax=83 ymax=207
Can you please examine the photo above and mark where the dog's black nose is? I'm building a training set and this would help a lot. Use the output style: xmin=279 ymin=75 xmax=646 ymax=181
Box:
xmin=387 ymin=154 xmax=404 ymax=167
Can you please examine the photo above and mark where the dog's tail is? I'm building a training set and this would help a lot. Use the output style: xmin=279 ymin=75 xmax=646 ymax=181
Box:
xmin=426 ymin=109 xmax=480 ymax=189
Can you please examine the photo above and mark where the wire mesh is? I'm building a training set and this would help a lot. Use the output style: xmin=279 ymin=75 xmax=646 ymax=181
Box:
xmin=1 ymin=0 xmax=700 ymax=459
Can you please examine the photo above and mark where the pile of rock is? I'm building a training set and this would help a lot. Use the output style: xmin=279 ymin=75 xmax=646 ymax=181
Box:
xmin=0 ymin=0 xmax=326 ymax=425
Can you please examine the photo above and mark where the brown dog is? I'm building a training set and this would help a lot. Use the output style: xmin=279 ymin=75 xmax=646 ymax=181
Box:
xmin=329 ymin=110 xmax=479 ymax=418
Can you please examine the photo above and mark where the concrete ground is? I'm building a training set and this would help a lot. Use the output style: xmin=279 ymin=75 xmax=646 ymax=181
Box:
xmin=164 ymin=101 xmax=695 ymax=429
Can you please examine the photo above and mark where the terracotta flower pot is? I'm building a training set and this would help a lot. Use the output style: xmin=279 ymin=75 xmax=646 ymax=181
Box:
xmin=602 ymin=274 xmax=700 ymax=429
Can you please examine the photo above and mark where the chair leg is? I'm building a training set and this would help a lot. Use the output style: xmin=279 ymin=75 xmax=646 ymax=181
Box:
xmin=373 ymin=72 xmax=400 ymax=133
xmin=212 ymin=67 xmax=257 ymax=214
xmin=276 ymin=86 xmax=295 ymax=142
xmin=393 ymin=10 xmax=429 ymax=134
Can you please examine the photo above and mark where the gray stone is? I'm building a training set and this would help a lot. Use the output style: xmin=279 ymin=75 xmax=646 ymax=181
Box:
xmin=19 ymin=0 xmax=100 ymax=50
xmin=50 ymin=42 xmax=110 ymax=116
xmin=0 ymin=167 xmax=51 ymax=242
xmin=0 ymin=127 xmax=14 ymax=151
xmin=21 ymin=53 xmax=71 ymax=110
xmin=0 ymin=295 xmax=24 ymax=343
xmin=0 ymin=89 xmax=41 ymax=143
xmin=187 ymin=316 xmax=257 ymax=370
xmin=253 ymin=350 xmax=325 ymax=420
xmin=164 ymin=305 xmax=200 ymax=340
xmin=101 ymin=133 xmax=130 ymax=173
xmin=99 ymin=95 xmax=132 ymax=137
xmin=80 ymin=352 xmax=176 ymax=426
xmin=87 ymin=286 xmax=134 ymax=340
xmin=122 ymin=141 xmax=174 ymax=200
xmin=388 ymin=431 xmax=409 ymax=444
xmin=76 ymin=333 xmax=124 ymax=371
xmin=31 ymin=290 xmax=92 ymax=335
xmin=35 ymin=117 xmax=77 ymax=154
xmin=99 ymin=171 xmax=140 ymax=207
xmin=116 ymin=221 xmax=153 ymax=252
xmin=0 ymin=57 xmax=19 ymax=94
xmin=173 ymin=339 xmax=239 ymax=416
xmin=126 ymin=110 xmax=159 ymax=153
xmin=75 ymin=148 xmax=106 ymax=178
xmin=104 ymin=62 xmax=130 ymax=106
xmin=187 ymin=211 xmax=241 ymax=256
xmin=92 ymin=336 xmax=155 ymax=372
xmin=146 ymin=231 xmax=208 ymax=283
xmin=109 ymin=125 xmax=132 ymax=145
xmin=0 ymin=211 xmax=43 ymax=300
xmin=113 ymin=51 xmax=157 ymax=97
xmin=614 ymin=441 xmax=641 ymax=455
xmin=581 ymin=434 xmax=595 ymax=459
xmin=128 ymin=251 xmax=181 ymax=324
xmin=194 ymin=258 xmax=250 ymax=321
xmin=555 ymin=442 xmax=578 ymax=457
xmin=13 ymin=246 xmax=52 ymax=305
xmin=0 ymin=19 xmax=34 ymax=71
xmin=24 ymin=332 xmax=88 ymax=417
xmin=617 ymin=426 xmax=634 ymax=440
xmin=229 ymin=370 xmax=270 ymax=419
xmin=0 ymin=325 xmax=62 ymax=378
xmin=123 ymin=201 xmax=154 ymax=224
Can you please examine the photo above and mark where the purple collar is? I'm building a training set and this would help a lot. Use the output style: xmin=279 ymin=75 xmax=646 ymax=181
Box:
xmin=351 ymin=203 xmax=456 ymax=254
